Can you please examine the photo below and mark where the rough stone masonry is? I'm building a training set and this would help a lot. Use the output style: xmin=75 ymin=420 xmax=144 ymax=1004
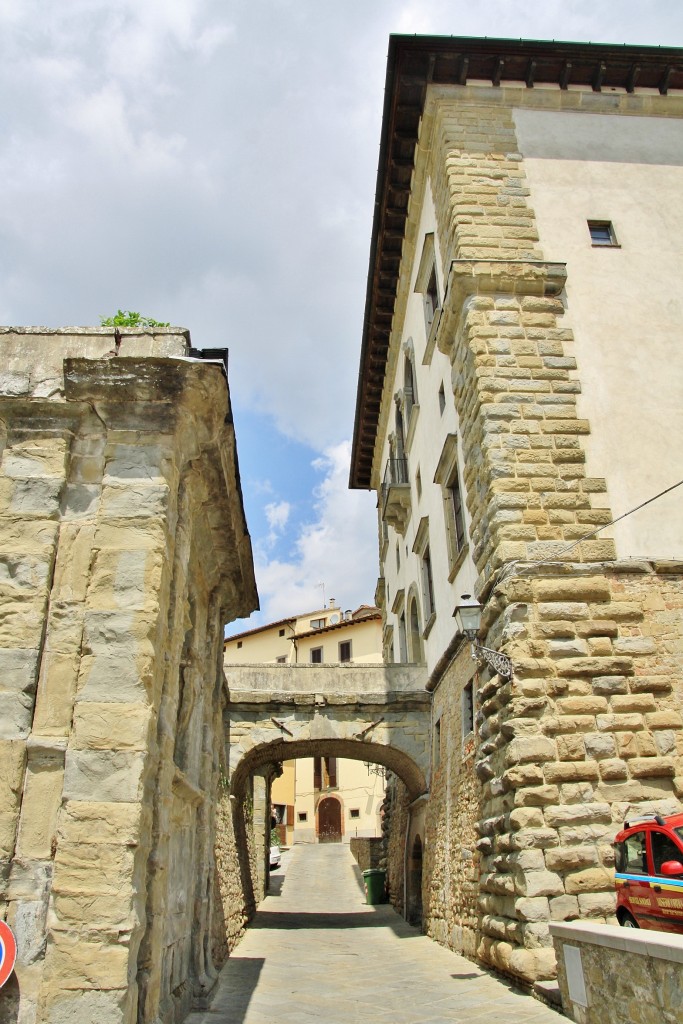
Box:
xmin=0 ymin=329 xmax=257 ymax=1024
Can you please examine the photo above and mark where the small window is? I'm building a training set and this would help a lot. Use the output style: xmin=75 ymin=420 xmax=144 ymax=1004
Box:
xmin=236 ymin=641 xmax=242 ymax=649
xmin=339 ymin=640 xmax=352 ymax=663
xmin=310 ymin=647 xmax=323 ymax=664
xmin=298 ymin=811 xmax=308 ymax=823
xmin=395 ymin=542 xmax=400 ymax=572
xmin=279 ymin=628 xmax=285 ymax=637
xmin=350 ymin=808 xmax=360 ymax=819
xmin=416 ymin=467 xmax=422 ymax=500
xmin=276 ymin=655 xmax=286 ymax=664
xmin=462 ymin=681 xmax=474 ymax=739
xmin=310 ymin=618 xmax=326 ymax=629
xmin=588 ymin=220 xmax=618 ymax=247
xmin=438 ymin=382 xmax=446 ymax=415
xmin=623 ymin=832 xmax=648 ymax=875
xmin=434 ymin=717 xmax=442 ymax=769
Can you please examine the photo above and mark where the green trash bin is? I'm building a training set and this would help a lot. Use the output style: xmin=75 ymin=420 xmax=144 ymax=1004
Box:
xmin=363 ymin=868 xmax=386 ymax=905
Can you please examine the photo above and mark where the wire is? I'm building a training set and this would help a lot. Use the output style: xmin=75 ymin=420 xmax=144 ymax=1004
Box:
xmin=493 ymin=477 xmax=683 ymax=589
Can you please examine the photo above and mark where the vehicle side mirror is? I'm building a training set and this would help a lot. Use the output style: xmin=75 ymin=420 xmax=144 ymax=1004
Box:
xmin=660 ymin=860 xmax=683 ymax=877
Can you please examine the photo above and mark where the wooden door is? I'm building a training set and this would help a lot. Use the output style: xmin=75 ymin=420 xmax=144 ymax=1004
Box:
xmin=317 ymin=797 xmax=342 ymax=843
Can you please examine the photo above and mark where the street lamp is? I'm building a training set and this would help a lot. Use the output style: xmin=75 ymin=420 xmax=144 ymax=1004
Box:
xmin=454 ymin=598 xmax=513 ymax=678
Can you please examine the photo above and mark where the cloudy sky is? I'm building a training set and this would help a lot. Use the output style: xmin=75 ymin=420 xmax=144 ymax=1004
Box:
xmin=1 ymin=1 xmax=682 ymax=631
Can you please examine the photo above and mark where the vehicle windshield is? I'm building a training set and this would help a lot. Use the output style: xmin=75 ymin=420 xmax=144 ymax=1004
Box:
xmin=675 ymin=827 xmax=683 ymax=846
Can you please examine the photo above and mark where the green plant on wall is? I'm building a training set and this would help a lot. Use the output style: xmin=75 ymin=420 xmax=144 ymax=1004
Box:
xmin=100 ymin=310 xmax=170 ymax=328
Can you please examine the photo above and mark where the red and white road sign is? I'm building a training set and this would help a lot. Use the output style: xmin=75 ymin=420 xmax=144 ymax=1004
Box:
xmin=0 ymin=921 xmax=17 ymax=989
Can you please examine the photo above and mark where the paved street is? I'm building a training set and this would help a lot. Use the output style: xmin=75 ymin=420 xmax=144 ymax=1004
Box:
xmin=188 ymin=844 xmax=563 ymax=1024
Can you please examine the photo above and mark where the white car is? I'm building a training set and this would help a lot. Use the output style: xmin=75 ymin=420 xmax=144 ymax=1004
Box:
xmin=270 ymin=845 xmax=281 ymax=869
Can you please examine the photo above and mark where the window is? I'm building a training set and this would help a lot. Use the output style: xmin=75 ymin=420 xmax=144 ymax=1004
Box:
xmin=407 ymin=594 xmax=423 ymax=663
xmin=398 ymin=612 xmax=408 ymax=663
xmin=278 ymin=628 xmax=285 ymax=637
xmin=414 ymin=232 xmax=441 ymax=359
xmin=236 ymin=641 xmax=242 ymax=649
xmin=310 ymin=618 xmax=326 ymax=629
xmin=314 ymin=756 xmax=337 ymax=789
xmin=438 ymin=382 xmax=446 ymax=415
xmin=412 ymin=517 xmax=436 ymax=636
xmin=652 ymin=831 xmax=683 ymax=874
xmin=404 ymin=349 xmax=418 ymax=419
xmin=434 ymin=434 xmax=468 ymax=579
xmin=623 ymin=832 xmax=648 ymax=875
xmin=462 ymin=681 xmax=474 ymax=739
xmin=298 ymin=811 xmax=308 ymax=823
xmin=588 ymin=220 xmax=618 ymax=247
xmin=310 ymin=647 xmax=323 ymax=664
xmin=383 ymin=626 xmax=394 ymax=664
xmin=276 ymin=655 xmax=286 ymax=664
xmin=416 ymin=467 xmax=422 ymax=500
xmin=433 ymin=716 xmax=442 ymax=769
xmin=339 ymin=640 xmax=352 ymax=663
xmin=350 ymin=808 xmax=360 ymax=820
xmin=395 ymin=542 xmax=400 ymax=572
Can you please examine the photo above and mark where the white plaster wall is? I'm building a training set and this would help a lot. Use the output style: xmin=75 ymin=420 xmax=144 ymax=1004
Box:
xmin=514 ymin=108 xmax=683 ymax=559
xmin=379 ymin=181 xmax=477 ymax=675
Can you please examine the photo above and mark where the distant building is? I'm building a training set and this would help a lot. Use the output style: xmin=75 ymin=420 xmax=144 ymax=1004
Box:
xmin=350 ymin=35 xmax=683 ymax=986
xmin=225 ymin=603 xmax=385 ymax=844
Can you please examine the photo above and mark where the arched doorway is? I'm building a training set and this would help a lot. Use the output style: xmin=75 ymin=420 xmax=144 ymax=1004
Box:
xmin=317 ymin=796 xmax=342 ymax=843
xmin=407 ymin=834 xmax=423 ymax=926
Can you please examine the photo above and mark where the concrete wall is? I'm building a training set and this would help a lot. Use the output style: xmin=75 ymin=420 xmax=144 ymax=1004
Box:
xmin=0 ymin=330 xmax=257 ymax=1024
xmin=550 ymin=921 xmax=683 ymax=1023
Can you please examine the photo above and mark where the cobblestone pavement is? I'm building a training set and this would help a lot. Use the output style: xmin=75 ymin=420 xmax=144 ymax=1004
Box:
xmin=187 ymin=844 xmax=564 ymax=1024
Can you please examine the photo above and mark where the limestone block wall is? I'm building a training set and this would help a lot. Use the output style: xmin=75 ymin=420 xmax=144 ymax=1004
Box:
xmin=474 ymin=563 xmax=683 ymax=982
xmin=381 ymin=774 xmax=409 ymax=916
xmin=423 ymin=646 xmax=482 ymax=960
xmin=0 ymin=330 xmax=257 ymax=1024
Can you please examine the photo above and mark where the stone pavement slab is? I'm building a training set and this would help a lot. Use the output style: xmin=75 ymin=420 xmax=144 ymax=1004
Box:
xmin=187 ymin=844 xmax=563 ymax=1024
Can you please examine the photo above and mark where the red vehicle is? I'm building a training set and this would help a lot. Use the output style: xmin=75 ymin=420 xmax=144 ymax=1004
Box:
xmin=614 ymin=812 xmax=683 ymax=932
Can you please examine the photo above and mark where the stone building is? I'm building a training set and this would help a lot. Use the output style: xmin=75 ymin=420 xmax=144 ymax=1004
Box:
xmin=225 ymin=603 xmax=385 ymax=846
xmin=0 ymin=328 xmax=257 ymax=1023
xmin=350 ymin=36 xmax=683 ymax=986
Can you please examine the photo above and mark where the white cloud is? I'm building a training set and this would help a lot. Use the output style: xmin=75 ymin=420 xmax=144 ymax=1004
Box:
xmin=253 ymin=441 xmax=377 ymax=623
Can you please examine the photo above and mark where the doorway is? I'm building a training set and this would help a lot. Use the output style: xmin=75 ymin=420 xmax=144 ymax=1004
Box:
xmin=317 ymin=796 xmax=342 ymax=843
xmin=407 ymin=834 xmax=423 ymax=926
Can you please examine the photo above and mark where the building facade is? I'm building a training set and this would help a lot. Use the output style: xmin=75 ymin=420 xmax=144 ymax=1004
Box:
xmin=350 ymin=36 xmax=683 ymax=986
xmin=225 ymin=604 xmax=385 ymax=846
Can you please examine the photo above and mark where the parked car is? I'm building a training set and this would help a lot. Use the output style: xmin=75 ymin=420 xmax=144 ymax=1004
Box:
xmin=270 ymin=844 xmax=281 ymax=869
xmin=614 ymin=812 xmax=683 ymax=932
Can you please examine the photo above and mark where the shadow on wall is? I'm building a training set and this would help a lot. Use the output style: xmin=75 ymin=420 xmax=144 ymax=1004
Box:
xmin=1 ymin=972 xmax=20 ymax=1022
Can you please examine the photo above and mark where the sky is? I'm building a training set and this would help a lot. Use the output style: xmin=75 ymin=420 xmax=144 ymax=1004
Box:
xmin=1 ymin=1 xmax=682 ymax=633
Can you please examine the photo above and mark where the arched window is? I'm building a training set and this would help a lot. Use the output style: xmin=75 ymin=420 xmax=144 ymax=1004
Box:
xmin=408 ymin=594 xmax=423 ymax=663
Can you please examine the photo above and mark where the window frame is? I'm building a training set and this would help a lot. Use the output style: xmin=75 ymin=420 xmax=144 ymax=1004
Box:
xmin=412 ymin=517 xmax=436 ymax=638
xmin=310 ymin=646 xmax=323 ymax=664
xmin=588 ymin=220 xmax=619 ymax=247
xmin=339 ymin=639 xmax=352 ymax=663
xmin=434 ymin=434 xmax=469 ymax=581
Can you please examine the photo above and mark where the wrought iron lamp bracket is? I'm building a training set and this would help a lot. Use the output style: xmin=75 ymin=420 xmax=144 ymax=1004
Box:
xmin=464 ymin=634 xmax=513 ymax=678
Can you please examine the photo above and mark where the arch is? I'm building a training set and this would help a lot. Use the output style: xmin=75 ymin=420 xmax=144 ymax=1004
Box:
xmin=407 ymin=833 xmax=423 ymax=926
xmin=230 ymin=737 xmax=427 ymax=804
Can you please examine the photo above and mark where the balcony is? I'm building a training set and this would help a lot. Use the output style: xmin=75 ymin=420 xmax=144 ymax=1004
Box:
xmin=381 ymin=457 xmax=411 ymax=535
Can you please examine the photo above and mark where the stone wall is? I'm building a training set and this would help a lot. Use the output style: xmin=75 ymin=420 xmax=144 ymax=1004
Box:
xmin=550 ymin=921 xmax=683 ymax=1023
xmin=423 ymin=645 xmax=482 ymax=960
xmin=0 ymin=330 xmax=257 ymax=1024
xmin=381 ymin=773 xmax=410 ymax=917
xmin=349 ymin=837 xmax=383 ymax=872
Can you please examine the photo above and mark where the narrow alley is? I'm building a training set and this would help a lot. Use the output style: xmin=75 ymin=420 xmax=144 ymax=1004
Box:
xmin=187 ymin=845 xmax=563 ymax=1024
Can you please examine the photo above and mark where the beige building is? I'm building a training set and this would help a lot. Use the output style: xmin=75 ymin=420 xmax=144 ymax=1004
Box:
xmin=350 ymin=36 xmax=683 ymax=988
xmin=226 ymin=604 xmax=385 ymax=844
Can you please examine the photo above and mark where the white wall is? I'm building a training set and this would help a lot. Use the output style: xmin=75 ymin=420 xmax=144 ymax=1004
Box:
xmin=515 ymin=108 xmax=683 ymax=560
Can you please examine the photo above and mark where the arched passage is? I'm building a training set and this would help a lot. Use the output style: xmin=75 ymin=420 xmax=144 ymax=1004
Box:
xmin=230 ymin=737 xmax=427 ymax=802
